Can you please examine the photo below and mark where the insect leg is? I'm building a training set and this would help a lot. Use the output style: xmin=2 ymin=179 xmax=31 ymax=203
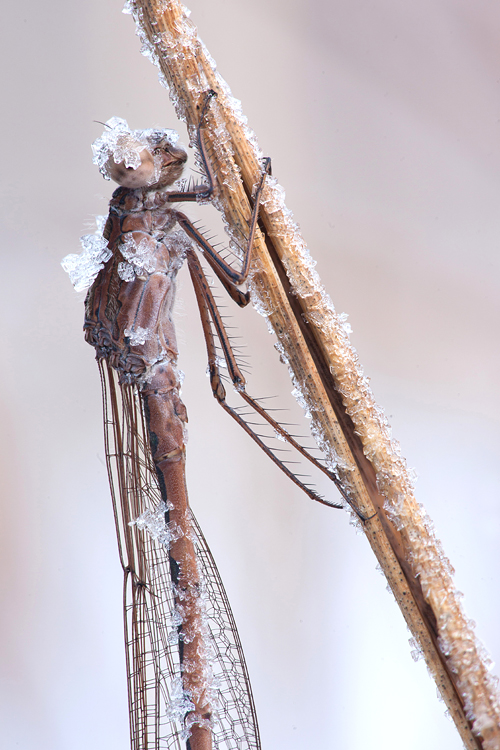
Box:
xmin=167 ymin=91 xmax=218 ymax=203
xmin=175 ymin=156 xmax=271 ymax=300
xmin=186 ymin=247 xmax=347 ymax=510
xmin=167 ymin=87 xmax=272 ymax=293
xmin=175 ymin=213 xmax=249 ymax=307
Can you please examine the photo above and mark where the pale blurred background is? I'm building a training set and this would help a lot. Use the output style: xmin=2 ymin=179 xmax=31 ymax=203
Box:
xmin=1 ymin=1 xmax=499 ymax=748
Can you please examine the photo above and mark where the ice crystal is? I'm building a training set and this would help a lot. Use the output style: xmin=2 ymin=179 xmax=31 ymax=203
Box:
xmin=124 ymin=326 xmax=152 ymax=346
xmin=165 ymin=676 xmax=196 ymax=725
xmin=163 ymin=230 xmax=192 ymax=271
xmin=91 ymin=116 xmax=179 ymax=183
xmin=129 ymin=501 xmax=182 ymax=551
xmin=118 ymin=0 xmax=500 ymax=738
xmin=117 ymin=262 xmax=136 ymax=282
xmin=61 ymin=216 xmax=111 ymax=292
xmin=119 ymin=234 xmax=157 ymax=276
xmin=409 ymin=636 xmax=424 ymax=663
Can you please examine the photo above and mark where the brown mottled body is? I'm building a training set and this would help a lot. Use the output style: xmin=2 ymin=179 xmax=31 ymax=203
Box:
xmin=85 ymin=184 xmax=212 ymax=750
xmin=85 ymin=187 xmax=181 ymax=380
xmin=82 ymin=101 xmax=306 ymax=750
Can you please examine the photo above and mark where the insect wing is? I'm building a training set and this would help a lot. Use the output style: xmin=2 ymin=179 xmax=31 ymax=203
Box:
xmin=99 ymin=361 xmax=261 ymax=750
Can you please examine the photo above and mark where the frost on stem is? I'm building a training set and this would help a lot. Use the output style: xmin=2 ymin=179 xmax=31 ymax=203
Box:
xmin=409 ymin=636 xmax=425 ymax=663
xmin=111 ymin=2 xmax=500 ymax=740
xmin=61 ymin=215 xmax=111 ymax=292
xmin=122 ymin=0 xmax=263 ymax=184
xmin=260 ymin=170 xmax=500 ymax=742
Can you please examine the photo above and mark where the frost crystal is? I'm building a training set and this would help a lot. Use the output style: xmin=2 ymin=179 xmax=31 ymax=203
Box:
xmin=129 ymin=502 xmax=182 ymax=550
xmin=61 ymin=216 xmax=111 ymax=292
xmin=409 ymin=636 xmax=424 ymax=663
xmin=119 ymin=234 xmax=157 ymax=277
xmin=117 ymin=262 xmax=136 ymax=282
xmin=124 ymin=326 xmax=152 ymax=346
xmin=338 ymin=312 xmax=352 ymax=336
xmin=165 ymin=677 xmax=196 ymax=726
xmin=115 ymin=1 xmax=500 ymax=740
xmin=91 ymin=116 xmax=179 ymax=182
xmin=163 ymin=230 xmax=192 ymax=271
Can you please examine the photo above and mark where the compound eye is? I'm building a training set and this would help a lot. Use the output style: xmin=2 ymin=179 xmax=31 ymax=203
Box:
xmin=106 ymin=147 xmax=156 ymax=188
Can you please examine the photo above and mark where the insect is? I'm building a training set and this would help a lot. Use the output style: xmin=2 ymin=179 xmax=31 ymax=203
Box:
xmin=63 ymin=92 xmax=352 ymax=750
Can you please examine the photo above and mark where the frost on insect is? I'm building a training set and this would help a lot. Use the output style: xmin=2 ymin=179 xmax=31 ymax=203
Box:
xmin=165 ymin=676 xmax=196 ymax=726
xmin=118 ymin=234 xmax=157 ymax=279
xmin=124 ymin=326 xmax=152 ymax=346
xmin=129 ymin=501 xmax=183 ymax=551
xmin=164 ymin=230 xmax=193 ymax=271
xmin=61 ymin=216 xmax=111 ymax=292
xmin=92 ymin=116 xmax=179 ymax=186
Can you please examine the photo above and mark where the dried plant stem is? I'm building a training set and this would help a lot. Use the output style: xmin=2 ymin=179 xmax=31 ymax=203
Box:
xmin=129 ymin=1 xmax=500 ymax=747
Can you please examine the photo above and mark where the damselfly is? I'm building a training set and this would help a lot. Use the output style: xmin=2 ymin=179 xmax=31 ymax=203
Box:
xmin=62 ymin=92 xmax=351 ymax=750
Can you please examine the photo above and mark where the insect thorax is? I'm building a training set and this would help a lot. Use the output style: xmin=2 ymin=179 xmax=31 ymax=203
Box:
xmin=85 ymin=187 xmax=191 ymax=385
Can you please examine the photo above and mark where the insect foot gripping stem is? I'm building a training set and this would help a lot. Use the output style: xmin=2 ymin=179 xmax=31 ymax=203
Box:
xmin=198 ymin=90 xmax=218 ymax=127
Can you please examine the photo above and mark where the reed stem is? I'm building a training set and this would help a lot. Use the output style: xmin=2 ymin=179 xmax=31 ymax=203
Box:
xmin=126 ymin=2 xmax=500 ymax=746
